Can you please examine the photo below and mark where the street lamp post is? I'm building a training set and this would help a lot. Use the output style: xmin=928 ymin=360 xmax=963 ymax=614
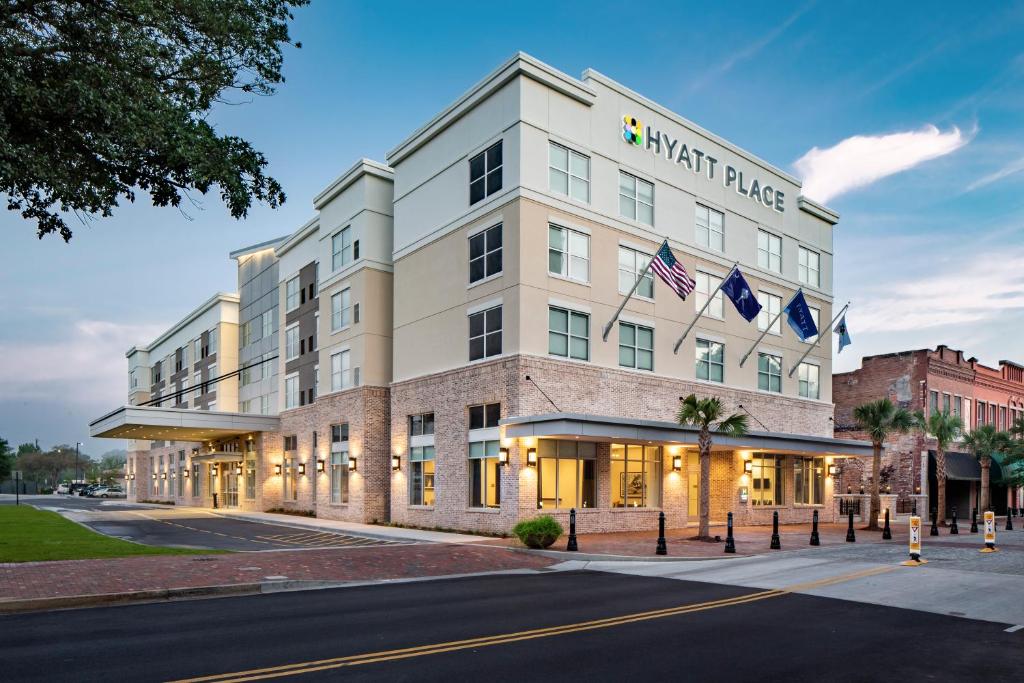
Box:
xmin=76 ymin=442 xmax=82 ymax=482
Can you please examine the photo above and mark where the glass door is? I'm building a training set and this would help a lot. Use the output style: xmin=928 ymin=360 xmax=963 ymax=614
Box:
xmin=220 ymin=464 xmax=239 ymax=508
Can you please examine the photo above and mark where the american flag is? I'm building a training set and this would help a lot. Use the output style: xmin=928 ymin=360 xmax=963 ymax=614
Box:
xmin=649 ymin=240 xmax=696 ymax=299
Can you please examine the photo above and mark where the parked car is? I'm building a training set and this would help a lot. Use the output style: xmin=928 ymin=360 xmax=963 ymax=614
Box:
xmin=90 ymin=486 xmax=126 ymax=499
xmin=68 ymin=482 xmax=90 ymax=496
xmin=55 ymin=483 xmax=70 ymax=495
xmin=79 ymin=484 xmax=101 ymax=497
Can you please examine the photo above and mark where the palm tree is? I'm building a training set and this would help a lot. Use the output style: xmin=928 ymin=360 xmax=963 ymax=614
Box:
xmin=1011 ymin=415 xmax=1024 ymax=440
xmin=677 ymin=394 xmax=748 ymax=541
xmin=962 ymin=425 xmax=1011 ymax=512
xmin=914 ymin=410 xmax=962 ymax=525
xmin=853 ymin=399 xmax=914 ymax=530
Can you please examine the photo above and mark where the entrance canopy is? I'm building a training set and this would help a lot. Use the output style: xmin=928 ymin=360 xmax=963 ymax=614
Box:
xmin=501 ymin=412 xmax=874 ymax=457
xmin=191 ymin=452 xmax=247 ymax=463
xmin=90 ymin=406 xmax=279 ymax=442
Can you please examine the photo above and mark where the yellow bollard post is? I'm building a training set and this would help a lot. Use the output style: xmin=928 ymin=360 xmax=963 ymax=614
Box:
xmin=980 ymin=510 xmax=998 ymax=552
xmin=901 ymin=514 xmax=927 ymax=566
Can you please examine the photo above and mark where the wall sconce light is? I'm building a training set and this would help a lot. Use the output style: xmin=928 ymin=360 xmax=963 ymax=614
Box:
xmin=235 ymin=465 xmax=243 ymax=476
xmin=210 ymin=467 xmax=218 ymax=477
xmin=170 ymin=471 xmax=175 ymax=478
xmin=348 ymin=457 xmax=358 ymax=472
xmin=743 ymin=459 xmax=753 ymax=473
xmin=391 ymin=455 xmax=401 ymax=471
xmin=672 ymin=455 xmax=682 ymax=472
xmin=526 ymin=448 xmax=537 ymax=467
xmin=827 ymin=464 xmax=838 ymax=476
xmin=182 ymin=470 xmax=189 ymax=478
xmin=130 ymin=474 xmax=135 ymax=480
xmin=498 ymin=448 xmax=510 ymax=466
xmin=152 ymin=473 xmax=157 ymax=480
xmin=298 ymin=463 xmax=306 ymax=476
xmin=192 ymin=448 xmax=199 ymax=455
xmin=914 ymin=485 xmax=921 ymax=494
xmin=274 ymin=464 xmax=282 ymax=475
xmin=317 ymin=459 xmax=325 ymax=473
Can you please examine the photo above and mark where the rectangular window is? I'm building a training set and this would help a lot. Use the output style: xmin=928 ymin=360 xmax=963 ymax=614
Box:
xmin=285 ymin=375 xmax=299 ymax=409
xmin=469 ymin=403 xmax=501 ymax=430
xmin=245 ymin=455 xmax=256 ymax=501
xmin=177 ymin=451 xmax=185 ymax=497
xmin=261 ymin=310 xmax=273 ymax=339
xmin=193 ymin=371 xmax=201 ymax=398
xmin=330 ymin=426 xmax=349 ymax=505
xmin=696 ymin=339 xmax=724 ymax=383
xmin=285 ymin=324 xmax=299 ymax=360
xmin=468 ymin=440 xmax=501 ymax=508
xmin=751 ymin=454 xmax=784 ymax=506
xmin=548 ymin=142 xmax=590 ymax=202
xmin=468 ymin=305 xmax=502 ymax=361
xmin=538 ymin=440 xmax=596 ymax=510
xmin=330 ymin=350 xmax=351 ymax=391
xmin=241 ymin=363 xmax=262 ymax=386
xmin=758 ymin=353 xmax=782 ymax=393
xmin=943 ymin=393 xmax=951 ymax=414
xmin=798 ymin=363 xmax=820 ymax=399
xmin=618 ymin=246 xmax=654 ymax=299
xmin=408 ymin=446 xmax=435 ymax=506
xmin=610 ymin=444 xmax=661 ymax=508
xmin=285 ymin=276 xmax=300 ymax=311
xmin=695 ymin=272 xmax=724 ymax=319
xmin=1001 ymin=406 xmax=1007 ymax=430
xmin=618 ymin=171 xmax=654 ymax=226
xmin=331 ymin=289 xmax=352 ymax=331
xmin=794 ymin=456 xmax=825 ymax=505
xmin=977 ymin=400 xmax=985 ymax=426
xmin=798 ymin=247 xmax=821 ymax=287
xmin=930 ymin=391 xmax=939 ymax=415
xmin=409 ymin=412 xmax=435 ymax=436
xmin=469 ymin=224 xmax=502 ymax=283
xmin=619 ymin=322 xmax=653 ymax=371
xmin=332 ymin=226 xmax=353 ymax=271
xmin=192 ymin=463 xmax=201 ymax=497
xmin=548 ymin=224 xmax=590 ymax=283
xmin=695 ymin=205 xmax=724 ymax=252
xmin=548 ymin=306 xmax=589 ymax=361
xmin=757 ymin=292 xmax=782 ymax=334
xmin=757 ymin=230 xmax=782 ymax=273
xmin=954 ymin=396 xmax=962 ymax=417
xmin=241 ymin=321 xmax=253 ymax=347
xmin=469 ymin=140 xmax=502 ymax=205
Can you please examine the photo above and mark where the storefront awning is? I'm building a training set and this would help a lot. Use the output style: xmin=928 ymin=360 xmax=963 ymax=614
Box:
xmin=501 ymin=412 xmax=874 ymax=457
xmin=932 ymin=450 xmax=1004 ymax=482
xmin=90 ymin=405 xmax=279 ymax=442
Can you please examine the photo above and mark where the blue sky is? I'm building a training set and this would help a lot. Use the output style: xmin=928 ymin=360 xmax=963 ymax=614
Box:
xmin=2 ymin=1 xmax=1023 ymax=455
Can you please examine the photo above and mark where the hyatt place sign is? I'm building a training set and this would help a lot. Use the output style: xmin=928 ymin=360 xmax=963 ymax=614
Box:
xmin=622 ymin=116 xmax=785 ymax=213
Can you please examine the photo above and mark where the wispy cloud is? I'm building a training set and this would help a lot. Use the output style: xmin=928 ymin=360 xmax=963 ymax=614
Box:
xmin=965 ymin=155 xmax=1024 ymax=192
xmin=688 ymin=2 xmax=814 ymax=93
xmin=794 ymin=124 xmax=971 ymax=203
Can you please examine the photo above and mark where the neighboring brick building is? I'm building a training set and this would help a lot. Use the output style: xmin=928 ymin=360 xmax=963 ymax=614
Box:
xmin=833 ymin=345 xmax=1023 ymax=517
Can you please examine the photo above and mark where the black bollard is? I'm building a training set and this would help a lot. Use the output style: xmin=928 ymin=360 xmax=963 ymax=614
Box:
xmin=770 ymin=511 xmax=781 ymax=550
xmin=950 ymin=506 xmax=959 ymax=534
xmin=655 ymin=511 xmax=667 ymax=556
xmin=970 ymin=507 xmax=978 ymax=533
xmin=882 ymin=508 xmax=892 ymax=540
xmin=1006 ymin=509 xmax=1014 ymax=531
xmin=566 ymin=508 xmax=578 ymax=552
xmin=724 ymin=512 xmax=736 ymax=554
xmin=929 ymin=509 xmax=939 ymax=536
xmin=846 ymin=509 xmax=856 ymax=542
xmin=809 ymin=509 xmax=820 ymax=546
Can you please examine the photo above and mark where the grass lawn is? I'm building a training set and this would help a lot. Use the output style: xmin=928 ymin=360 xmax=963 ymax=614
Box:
xmin=0 ymin=505 xmax=222 ymax=563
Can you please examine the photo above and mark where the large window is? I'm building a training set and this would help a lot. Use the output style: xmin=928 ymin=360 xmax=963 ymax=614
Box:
xmin=695 ymin=272 xmax=723 ymax=319
xmin=285 ymin=324 xmax=300 ymax=360
xmin=469 ymin=224 xmax=502 ymax=283
xmin=191 ymin=463 xmax=201 ymax=497
xmin=285 ymin=276 xmax=300 ymax=311
xmin=245 ymin=454 xmax=256 ymax=501
xmin=469 ymin=141 xmax=502 ymax=205
xmin=798 ymin=362 xmax=820 ymax=399
xmin=409 ymin=446 xmax=435 ymax=506
xmin=241 ymin=320 xmax=254 ymax=346
xmin=538 ymin=440 xmax=596 ymax=510
xmin=468 ymin=440 xmax=501 ymax=508
xmin=751 ymin=454 xmax=783 ymax=506
xmin=548 ymin=224 xmax=590 ymax=283
xmin=284 ymin=374 xmax=299 ymax=409
xmin=331 ymin=289 xmax=351 ymax=331
xmin=469 ymin=305 xmax=502 ymax=361
xmin=409 ymin=412 xmax=435 ymax=436
xmin=695 ymin=205 xmax=724 ymax=252
xmin=757 ymin=230 xmax=782 ymax=273
xmin=610 ymin=444 xmax=661 ymax=508
xmin=696 ymin=338 xmax=724 ymax=383
xmin=758 ymin=353 xmax=782 ymax=393
xmin=619 ymin=322 xmax=653 ymax=371
xmin=332 ymin=226 xmax=353 ymax=271
xmin=549 ymin=306 xmax=589 ymax=361
xmin=331 ymin=350 xmax=351 ymax=391
xmin=798 ymin=247 xmax=820 ymax=287
xmin=331 ymin=424 xmax=349 ymax=505
xmin=177 ymin=451 xmax=185 ymax=497
xmin=549 ymin=142 xmax=590 ymax=202
xmin=930 ymin=391 xmax=940 ymax=416
xmin=757 ymin=292 xmax=782 ymax=334
xmin=261 ymin=310 xmax=273 ymax=339
xmin=794 ymin=456 xmax=825 ymax=505
xmin=618 ymin=246 xmax=654 ymax=299
xmin=619 ymin=171 xmax=654 ymax=226
xmin=469 ymin=403 xmax=500 ymax=430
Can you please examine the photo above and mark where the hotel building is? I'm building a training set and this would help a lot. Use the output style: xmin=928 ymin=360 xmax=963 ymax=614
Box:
xmin=91 ymin=53 xmax=871 ymax=534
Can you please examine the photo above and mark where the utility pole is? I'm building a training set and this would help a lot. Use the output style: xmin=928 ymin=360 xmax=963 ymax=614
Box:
xmin=76 ymin=442 xmax=82 ymax=482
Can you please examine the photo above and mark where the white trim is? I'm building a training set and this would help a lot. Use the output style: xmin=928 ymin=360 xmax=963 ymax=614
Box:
xmin=547 ymin=215 xmax=592 ymax=235
xmin=467 ymin=297 xmax=504 ymax=317
xmin=618 ymin=238 xmax=655 ymax=255
xmin=757 ymin=345 xmax=786 ymax=357
xmin=618 ymin=314 xmax=656 ymax=329
xmin=692 ymin=331 xmax=726 ymax=345
xmin=467 ymin=219 xmax=503 ymax=239
xmin=466 ymin=271 xmax=503 ymax=290
xmin=547 ymin=297 xmax=591 ymax=315
xmin=468 ymin=427 xmax=501 ymax=443
xmin=410 ymin=434 xmax=435 ymax=449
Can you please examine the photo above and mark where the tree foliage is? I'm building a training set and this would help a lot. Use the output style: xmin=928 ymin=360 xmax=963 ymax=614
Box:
xmin=1 ymin=0 xmax=307 ymax=240
xmin=0 ymin=437 xmax=13 ymax=480
xmin=853 ymin=398 xmax=914 ymax=530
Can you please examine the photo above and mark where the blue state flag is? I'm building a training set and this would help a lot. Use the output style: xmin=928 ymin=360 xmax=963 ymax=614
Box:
xmin=720 ymin=268 xmax=761 ymax=322
xmin=834 ymin=314 xmax=852 ymax=353
xmin=784 ymin=290 xmax=819 ymax=341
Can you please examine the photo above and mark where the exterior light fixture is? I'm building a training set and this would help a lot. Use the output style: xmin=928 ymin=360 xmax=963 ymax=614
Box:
xmin=348 ymin=457 xmax=358 ymax=472
xmin=914 ymin=485 xmax=921 ymax=494
xmin=235 ymin=465 xmax=243 ymax=476
xmin=152 ymin=473 xmax=157 ymax=480
xmin=210 ymin=467 xmax=218 ymax=478
xmin=298 ymin=463 xmax=306 ymax=476
xmin=827 ymin=464 xmax=838 ymax=477
xmin=743 ymin=459 xmax=753 ymax=473
xmin=274 ymin=464 xmax=282 ymax=475
xmin=526 ymin=448 xmax=537 ymax=467
xmin=170 ymin=471 xmax=175 ymax=479
xmin=182 ymin=470 xmax=189 ymax=478
xmin=317 ymin=459 xmax=325 ymax=473
xmin=498 ymin=448 xmax=510 ymax=466
xmin=672 ymin=455 xmax=682 ymax=472
xmin=391 ymin=455 xmax=401 ymax=471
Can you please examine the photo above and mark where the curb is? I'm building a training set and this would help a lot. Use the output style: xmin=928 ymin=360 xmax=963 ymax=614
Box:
xmin=0 ymin=583 xmax=263 ymax=614
xmin=504 ymin=546 xmax=753 ymax=562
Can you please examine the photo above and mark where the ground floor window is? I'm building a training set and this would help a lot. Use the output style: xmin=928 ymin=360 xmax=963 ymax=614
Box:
xmin=192 ymin=463 xmax=201 ymax=497
xmin=751 ymin=454 xmax=783 ymax=506
xmin=469 ymin=440 xmax=501 ymax=508
xmin=209 ymin=464 xmax=217 ymax=499
xmin=177 ymin=451 xmax=185 ymax=497
xmin=245 ymin=454 xmax=256 ymax=500
xmin=538 ymin=440 xmax=596 ymax=509
xmin=331 ymin=449 xmax=350 ymax=504
xmin=610 ymin=444 xmax=661 ymax=508
xmin=794 ymin=456 xmax=825 ymax=505
xmin=283 ymin=456 xmax=296 ymax=501
xmin=409 ymin=446 xmax=435 ymax=506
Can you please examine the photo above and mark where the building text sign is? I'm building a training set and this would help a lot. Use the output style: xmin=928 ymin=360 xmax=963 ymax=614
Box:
xmin=622 ymin=115 xmax=785 ymax=213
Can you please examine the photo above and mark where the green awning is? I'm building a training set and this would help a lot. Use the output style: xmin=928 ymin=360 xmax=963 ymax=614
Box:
xmin=930 ymin=451 xmax=1004 ymax=482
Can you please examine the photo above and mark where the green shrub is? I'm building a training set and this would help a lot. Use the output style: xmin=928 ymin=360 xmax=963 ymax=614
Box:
xmin=512 ymin=515 xmax=563 ymax=549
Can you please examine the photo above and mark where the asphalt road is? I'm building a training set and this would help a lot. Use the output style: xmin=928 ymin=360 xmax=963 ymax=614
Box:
xmin=2 ymin=570 xmax=1021 ymax=682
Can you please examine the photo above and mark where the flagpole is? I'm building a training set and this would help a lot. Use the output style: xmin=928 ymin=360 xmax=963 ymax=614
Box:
xmin=787 ymin=301 xmax=850 ymax=377
xmin=672 ymin=262 xmax=738 ymax=354
xmin=739 ymin=289 xmax=802 ymax=368
xmin=602 ymin=255 xmax=655 ymax=341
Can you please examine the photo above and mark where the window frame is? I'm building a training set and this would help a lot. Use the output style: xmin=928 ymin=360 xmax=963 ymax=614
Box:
xmin=696 ymin=338 xmax=724 ymax=383
xmin=794 ymin=456 xmax=825 ymax=506
xmin=757 ymin=229 xmax=782 ymax=273
xmin=284 ymin=373 xmax=299 ymax=410
xmin=285 ymin=276 xmax=300 ymax=312
xmin=468 ymin=224 xmax=503 ymax=284
xmin=547 ymin=224 xmax=590 ymax=284
xmin=330 ymin=349 xmax=351 ymax=391
xmin=757 ymin=292 xmax=782 ymax=335
xmin=537 ymin=439 xmax=597 ymax=510
xmin=285 ymin=323 xmax=300 ymax=361
xmin=758 ymin=352 xmax=783 ymax=393
xmin=695 ymin=272 xmax=724 ymax=320
xmin=798 ymin=246 xmax=821 ymax=287
xmin=609 ymin=444 xmax=662 ymax=509
xmin=331 ymin=288 xmax=352 ymax=331
xmin=332 ymin=226 xmax=353 ymax=272
xmin=408 ymin=445 xmax=436 ymax=506
xmin=618 ymin=245 xmax=654 ymax=299
xmin=695 ymin=204 xmax=724 ymax=252
xmin=618 ymin=321 xmax=654 ymax=371
xmin=751 ymin=454 xmax=784 ymax=506
xmin=548 ymin=306 xmax=590 ymax=361
xmin=548 ymin=141 xmax=590 ymax=203
xmin=469 ymin=140 xmax=503 ymax=205
xmin=618 ymin=171 xmax=654 ymax=226
xmin=468 ymin=305 xmax=503 ymax=362
xmin=798 ymin=362 xmax=820 ymax=399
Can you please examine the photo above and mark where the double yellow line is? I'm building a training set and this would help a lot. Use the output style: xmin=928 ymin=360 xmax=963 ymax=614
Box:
xmin=170 ymin=565 xmax=895 ymax=683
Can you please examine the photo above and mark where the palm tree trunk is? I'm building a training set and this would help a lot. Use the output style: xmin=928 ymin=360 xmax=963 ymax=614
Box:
xmin=980 ymin=456 xmax=991 ymax=512
xmin=698 ymin=431 xmax=712 ymax=539
xmin=935 ymin=447 xmax=947 ymax=526
xmin=868 ymin=441 xmax=881 ymax=530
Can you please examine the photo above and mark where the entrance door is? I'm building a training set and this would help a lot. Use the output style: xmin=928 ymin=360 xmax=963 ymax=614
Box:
xmin=687 ymin=454 xmax=700 ymax=521
xmin=220 ymin=465 xmax=239 ymax=508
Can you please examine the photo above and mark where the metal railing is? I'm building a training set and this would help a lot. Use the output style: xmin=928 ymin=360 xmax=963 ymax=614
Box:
xmin=838 ymin=498 xmax=861 ymax=515
xmin=896 ymin=498 xmax=917 ymax=514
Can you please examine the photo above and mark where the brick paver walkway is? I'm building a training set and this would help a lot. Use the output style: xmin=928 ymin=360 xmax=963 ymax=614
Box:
xmin=0 ymin=544 xmax=555 ymax=602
